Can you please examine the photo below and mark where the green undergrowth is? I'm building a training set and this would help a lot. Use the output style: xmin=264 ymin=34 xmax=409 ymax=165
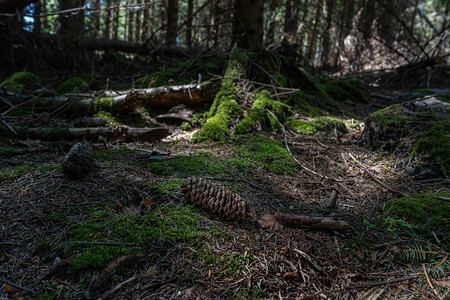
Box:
xmin=319 ymin=77 xmax=369 ymax=103
xmin=229 ymin=134 xmax=299 ymax=175
xmin=93 ymin=110 xmax=119 ymax=126
xmin=192 ymin=85 xmax=243 ymax=142
xmin=47 ymin=204 xmax=211 ymax=273
xmin=0 ymin=165 xmax=30 ymax=181
xmin=412 ymin=120 xmax=450 ymax=172
xmin=235 ymin=90 xmax=291 ymax=134
xmin=287 ymin=116 xmax=347 ymax=135
xmin=56 ymin=77 xmax=89 ymax=94
xmin=150 ymin=178 xmax=185 ymax=194
xmin=383 ymin=193 xmax=450 ymax=245
xmin=142 ymin=151 xmax=226 ymax=176
xmin=2 ymin=71 xmax=41 ymax=92
xmin=134 ymin=54 xmax=226 ymax=88
xmin=94 ymin=148 xmax=135 ymax=162
xmin=369 ymin=106 xmax=408 ymax=131
xmin=198 ymin=246 xmax=254 ymax=278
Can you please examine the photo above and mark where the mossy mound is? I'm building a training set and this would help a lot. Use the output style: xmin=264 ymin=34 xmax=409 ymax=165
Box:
xmin=319 ymin=78 xmax=369 ymax=103
xmin=56 ymin=77 xmax=89 ymax=94
xmin=229 ymin=134 xmax=300 ymax=175
xmin=383 ymin=193 xmax=450 ymax=244
xmin=288 ymin=116 xmax=347 ymax=135
xmin=235 ymin=90 xmax=292 ymax=134
xmin=50 ymin=204 xmax=210 ymax=273
xmin=412 ymin=120 xmax=450 ymax=172
xmin=2 ymin=71 xmax=41 ymax=92
xmin=141 ymin=151 xmax=226 ymax=176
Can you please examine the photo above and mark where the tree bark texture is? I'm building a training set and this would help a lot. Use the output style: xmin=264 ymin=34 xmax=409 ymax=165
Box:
xmin=58 ymin=0 xmax=85 ymax=40
xmin=233 ymin=0 xmax=264 ymax=49
xmin=166 ymin=0 xmax=179 ymax=46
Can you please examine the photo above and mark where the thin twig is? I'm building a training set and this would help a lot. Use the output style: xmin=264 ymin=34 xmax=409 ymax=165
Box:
xmin=422 ymin=264 xmax=443 ymax=300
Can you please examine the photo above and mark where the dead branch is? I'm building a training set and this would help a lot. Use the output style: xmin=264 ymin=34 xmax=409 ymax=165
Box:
xmin=259 ymin=212 xmax=350 ymax=231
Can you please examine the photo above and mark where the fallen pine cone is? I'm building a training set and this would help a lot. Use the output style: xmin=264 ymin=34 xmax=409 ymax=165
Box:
xmin=181 ymin=177 xmax=248 ymax=222
xmin=62 ymin=141 xmax=94 ymax=179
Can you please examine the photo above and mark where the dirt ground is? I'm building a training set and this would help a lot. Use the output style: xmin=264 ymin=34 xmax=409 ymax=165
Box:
xmin=1 ymin=107 xmax=448 ymax=300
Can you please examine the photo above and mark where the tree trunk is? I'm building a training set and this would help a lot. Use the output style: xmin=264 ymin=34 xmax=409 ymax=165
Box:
xmin=232 ymin=0 xmax=264 ymax=49
xmin=128 ymin=0 xmax=135 ymax=41
xmin=321 ymin=0 xmax=334 ymax=67
xmin=135 ymin=0 xmax=142 ymax=42
xmin=104 ymin=0 xmax=112 ymax=39
xmin=284 ymin=0 xmax=300 ymax=43
xmin=166 ymin=0 xmax=179 ymax=46
xmin=141 ymin=1 xmax=150 ymax=41
xmin=33 ymin=0 xmax=41 ymax=34
xmin=298 ymin=0 xmax=309 ymax=54
xmin=266 ymin=0 xmax=280 ymax=44
xmin=305 ymin=0 xmax=321 ymax=62
xmin=186 ymin=0 xmax=193 ymax=47
xmin=58 ymin=0 xmax=85 ymax=40
xmin=113 ymin=0 xmax=119 ymax=40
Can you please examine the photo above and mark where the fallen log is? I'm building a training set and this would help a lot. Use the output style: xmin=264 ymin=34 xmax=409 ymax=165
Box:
xmin=4 ymin=126 xmax=170 ymax=142
xmin=259 ymin=212 xmax=350 ymax=231
xmin=2 ymin=82 xmax=219 ymax=115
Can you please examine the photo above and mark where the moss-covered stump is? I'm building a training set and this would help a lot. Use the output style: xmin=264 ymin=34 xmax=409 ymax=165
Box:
xmin=235 ymin=90 xmax=291 ymax=134
xmin=192 ymin=47 xmax=247 ymax=142
xmin=361 ymin=96 xmax=450 ymax=175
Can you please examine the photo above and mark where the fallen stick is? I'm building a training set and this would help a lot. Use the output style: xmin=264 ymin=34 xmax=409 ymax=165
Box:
xmin=259 ymin=212 xmax=350 ymax=231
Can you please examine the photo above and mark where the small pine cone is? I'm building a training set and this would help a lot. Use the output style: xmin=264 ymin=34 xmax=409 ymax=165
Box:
xmin=181 ymin=177 xmax=248 ymax=222
xmin=62 ymin=142 xmax=94 ymax=179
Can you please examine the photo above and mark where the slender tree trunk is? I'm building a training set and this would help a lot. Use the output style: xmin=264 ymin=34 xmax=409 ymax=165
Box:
xmin=305 ymin=0 xmax=321 ymax=62
xmin=284 ymin=0 xmax=299 ymax=43
xmin=166 ymin=0 xmax=179 ymax=46
xmin=233 ymin=0 xmax=264 ymax=49
xmin=321 ymin=0 xmax=334 ymax=67
xmin=58 ymin=0 xmax=85 ymax=39
xmin=128 ymin=0 xmax=135 ymax=41
xmin=211 ymin=0 xmax=219 ymax=47
xmin=298 ymin=0 xmax=309 ymax=54
xmin=104 ymin=0 xmax=112 ymax=39
xmin=113 ymin=0 xmax=119 ymax=40
xmin=266 ymin=0 xmax=280 ymax=44
xmin=135 ymin=0 xmax=142 ymax=41
xmin=141 ymin=0 xmax=150 ymax=41
xmin=34 ymin=0 xmax=41 ymax=34
xmin=186 ymin=0 xmax=193 ymax=47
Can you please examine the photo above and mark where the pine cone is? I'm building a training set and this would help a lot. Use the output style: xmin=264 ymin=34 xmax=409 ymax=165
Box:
xmin=62 ymin=142 xmax=94 ymax=179
xmin=181 ymin=177 xmax=248 ymax=222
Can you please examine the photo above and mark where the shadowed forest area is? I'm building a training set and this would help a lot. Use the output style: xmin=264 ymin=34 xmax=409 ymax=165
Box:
xmin=0 ymin=0 xmax=449 ymax=299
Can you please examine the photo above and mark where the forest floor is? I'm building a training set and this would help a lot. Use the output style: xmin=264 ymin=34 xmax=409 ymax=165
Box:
xmin=1 ymin=85 xmax=449 ymax=299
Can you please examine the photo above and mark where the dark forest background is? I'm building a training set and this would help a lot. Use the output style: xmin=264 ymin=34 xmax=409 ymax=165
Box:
xmin=1 ymin=0 xmax=448 ymax=78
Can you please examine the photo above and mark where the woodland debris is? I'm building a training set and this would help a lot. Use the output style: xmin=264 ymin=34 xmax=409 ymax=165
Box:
xmin=155 ymin=113 xmax=193 ymax=126
xmin=4 ymin=126 xmax=170 ymax=142
xmin=62 ymin=141 xmax=94 ymax=179
xmin=259 ymin=212 xmax=350 ymax=231
xmin=182 ymin=177 xmax=248 ymax=222
xmin=87 ymin=252 xmax=144 ymax=297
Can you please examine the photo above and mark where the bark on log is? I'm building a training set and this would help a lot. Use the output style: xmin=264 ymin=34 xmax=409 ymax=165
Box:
xmin=4 ymin=126 xmax=170 ymax=142
xmin=259 ymin=212 xmax=350 ymax=231
xmin=2 ymin=82 xmax=219 ymax=115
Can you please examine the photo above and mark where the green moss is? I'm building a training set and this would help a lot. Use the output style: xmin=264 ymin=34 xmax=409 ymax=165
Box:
xmin=287 ymin=117 xmax=318 ymax=134
xmin=436 ymin=92 xmax=450 ymax=103
xmin=7 ymin=108 xmax=32 ymax=116
xmin=142 ymin=151 xmax=226 ymax=176
xmin=38 ymin=163 xmax=60 ymax=172
xmin=180 ymin=122 xmax=192 ymax=131
xmin=94 ymin=97 xmax=115 ymax=112
xmin=193 ymin=86 xmax=243 ymax=142
xmin=94 ymin=148 xmax=135 ymax=162
xmin=370 ymin=106 xmax=407 ymax=130
xmin=288 ymin=116 xmax=347 ymax=135
xmin=412 ymin=120 xmax=450 ymax=172
xmin=383 ymin=193 xmax=450 ymax=238
xmin=56 ymin=77 xmax=89 ymax=94
xmin=235 ymin=90 xmax=292 ymax=134
xmin=199 ymin=248 xmax=253 ymax=278
xmin=229 ymin=134 xmax=299 ymax=175
xmin=0 ymin=166 xmax=30 ymax=181
xmin=150 ymin=178 xmax=185 ymax=194
xmin=0 ymin=146 xmax=20 ymax=156
xmin=320 ymin=78 xmax=369 ymax=103
xmin=93 ymin=110 xmax=117 ymax=126
xmin=2 ymin=71 xmax=41 ymax=92
xmin=54 ymin=204 xmax=209 ymax=273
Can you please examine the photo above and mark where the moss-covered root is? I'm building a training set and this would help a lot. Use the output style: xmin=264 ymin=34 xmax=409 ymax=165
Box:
xmin=235 ymin=90 xmax=292 ymax=134
xmin=193 ymin=47 xmax=247 ymax=142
